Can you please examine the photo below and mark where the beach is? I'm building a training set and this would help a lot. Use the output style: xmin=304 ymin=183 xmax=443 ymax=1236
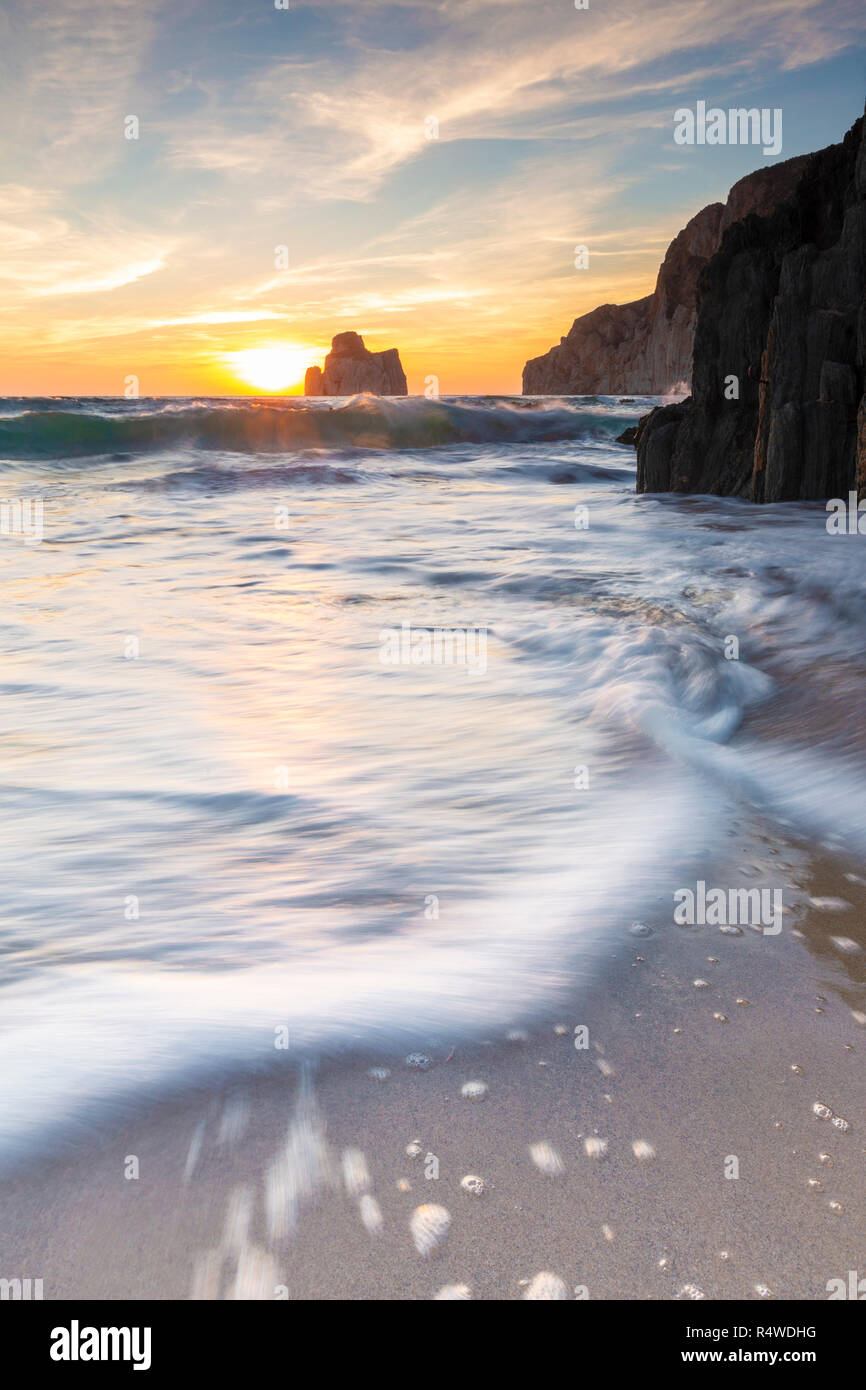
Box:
xmin=2 ymin=825 xmax=864 ymax=1301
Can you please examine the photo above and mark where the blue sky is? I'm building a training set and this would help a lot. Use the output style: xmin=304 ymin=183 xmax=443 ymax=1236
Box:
xmin=0 ymin=0 xmax=863 ymax=393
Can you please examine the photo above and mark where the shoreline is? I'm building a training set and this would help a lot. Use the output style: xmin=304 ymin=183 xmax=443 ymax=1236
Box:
xmin=3 ymin=814 xmax=864 ymax=1300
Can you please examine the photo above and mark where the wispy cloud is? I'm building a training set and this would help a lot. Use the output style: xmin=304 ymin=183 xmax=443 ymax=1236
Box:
xmin=0 ymin=0 xmax=862 ymax=391
xmin=0 ymin=185 xmax=172 ymax=304
xmin=31 ymin=260 xmax=166 ymax=297
xmin=1 ymin=0 xmax=165 ymax=185
xmin=165 ymin=0 xmax=863 ymax=202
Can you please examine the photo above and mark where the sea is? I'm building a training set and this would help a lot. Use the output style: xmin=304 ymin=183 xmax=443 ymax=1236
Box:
xmin=1 ymin=392 xmax=865 ymax=1160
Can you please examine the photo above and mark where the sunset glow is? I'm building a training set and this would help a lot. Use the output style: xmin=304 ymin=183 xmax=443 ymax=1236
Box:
xmin=0 ymin=0 xmax=862 ymax=395
xmin=226 ymin=347 xmax=313 ymax=393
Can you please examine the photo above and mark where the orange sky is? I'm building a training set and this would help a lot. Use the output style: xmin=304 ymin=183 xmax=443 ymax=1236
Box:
xmin=0 ymin=0 xmax=862 ymax=397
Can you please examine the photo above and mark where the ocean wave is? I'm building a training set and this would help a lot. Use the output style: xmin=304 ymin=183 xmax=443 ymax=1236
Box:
xmin=0 ymin=769 xmax=705 ymax=1163
xmin=0 ymin=394 xmax=644 ymax=461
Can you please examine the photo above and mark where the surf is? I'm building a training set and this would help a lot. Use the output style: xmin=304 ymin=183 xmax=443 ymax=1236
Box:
xmin=0 ymin=394 xmax=640 ymax=461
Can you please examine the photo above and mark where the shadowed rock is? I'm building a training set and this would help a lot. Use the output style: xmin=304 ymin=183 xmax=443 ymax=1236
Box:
xmin=522 ymin=156 xmax=807 ymax=397
xmin=635 ymin=107 xmax=865 ymax=501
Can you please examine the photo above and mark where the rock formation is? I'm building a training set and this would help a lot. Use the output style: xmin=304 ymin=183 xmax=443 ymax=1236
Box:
xmin=522 ymin=156 xmax=807 ymax=396
xmin=304 ymin=332 xmax=407 ymax=396
xmin=635 ymin=108 xmax=864 ymax=501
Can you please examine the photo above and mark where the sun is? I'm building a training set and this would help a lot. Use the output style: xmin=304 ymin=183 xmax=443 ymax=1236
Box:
xmin=226 ymin=346 xmax=312 ymax=393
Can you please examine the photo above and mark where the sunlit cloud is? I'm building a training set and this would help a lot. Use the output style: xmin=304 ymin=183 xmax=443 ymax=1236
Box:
xmin=164 ymin=0 xmax=863 ymax=204
xmin=0 ymin=187 xmax=173 ymax=308
xmin=158 ymin=310 xmax=290 ymax=327
xmin=31 ymin=259 xmax=166 ymax=297
xmin=0 ymin=0 xmax=862 ymax=393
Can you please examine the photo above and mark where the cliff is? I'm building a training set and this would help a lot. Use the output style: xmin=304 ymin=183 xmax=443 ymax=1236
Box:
xmin=522 ymin=156 xmax=807 ymax=396
xmin=305 ymin=332 xmax=407 ymax=396
xmin=635 ymin=109 xmax=865 ymax=500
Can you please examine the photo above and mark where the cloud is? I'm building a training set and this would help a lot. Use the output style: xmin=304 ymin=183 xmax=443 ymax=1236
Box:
xmin=31 ymin=260 xmax=166 ymax=297
xmin=0 ymin=186 xmax=171 ymax=302
xmin=1 ymin=0 xmax=165 ymax=185
xmin=0 ymin=0 xmax=862 ymax=389
xmin=158 ymin=309 xmax=289 ymax=326
xmin=163 ymin=0 xmax=864 ymax=202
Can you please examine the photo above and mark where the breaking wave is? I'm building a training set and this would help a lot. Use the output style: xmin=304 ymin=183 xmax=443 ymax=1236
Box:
xmin=0 ymin=393 xmax=640 ymax=461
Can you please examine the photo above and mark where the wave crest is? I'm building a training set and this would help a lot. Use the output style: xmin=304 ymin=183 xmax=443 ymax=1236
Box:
xmin=0 ymin=394 xmax=643 ymax=460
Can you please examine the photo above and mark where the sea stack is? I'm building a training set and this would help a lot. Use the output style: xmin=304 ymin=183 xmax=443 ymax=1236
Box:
xmin=635 ymin=107 xmax=865 ymax=500
xmin=522 ymin=155 xmax=808 ymax=397
xmin=304 ymin=332 xmax=407 ymax=396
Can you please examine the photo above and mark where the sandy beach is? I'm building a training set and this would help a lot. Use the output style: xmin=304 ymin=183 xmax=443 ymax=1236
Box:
xmin=3 ymin=813 xmax=863 ymax=1302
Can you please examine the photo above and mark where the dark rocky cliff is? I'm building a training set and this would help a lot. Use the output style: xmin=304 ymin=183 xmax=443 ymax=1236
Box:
xmin=305 ymin=332 xmax=407 ymax=396
xmin=522 ymin=156 xmax=807 ymax=396
xmin=635 ymin=110 xmax=865 ymax=500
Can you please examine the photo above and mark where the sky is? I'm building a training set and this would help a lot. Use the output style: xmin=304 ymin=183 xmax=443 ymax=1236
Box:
xmin=0 ymin=0 xmax=863 ymax=396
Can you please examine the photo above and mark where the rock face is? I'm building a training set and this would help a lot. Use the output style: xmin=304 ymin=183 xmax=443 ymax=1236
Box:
xmin=522 ymin=156 xmax=807 ymax=396
xmin=304 ymin=332 xmax=407 ymax=396
xmin=635 ymin=109 xmax=865 ymax=501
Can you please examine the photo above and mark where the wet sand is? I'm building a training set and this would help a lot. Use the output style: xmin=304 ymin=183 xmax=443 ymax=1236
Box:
xmin=2 ymin=821 xmax=864 ymax=1301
